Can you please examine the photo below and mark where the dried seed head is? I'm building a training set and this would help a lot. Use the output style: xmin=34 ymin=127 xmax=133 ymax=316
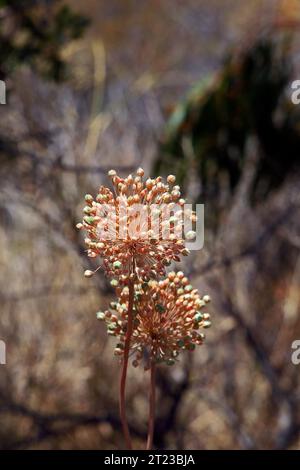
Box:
xmin=77 ymin=168 xmax=196 ymax=285
xmin=98 ymin=273 xmax=211 ymax=367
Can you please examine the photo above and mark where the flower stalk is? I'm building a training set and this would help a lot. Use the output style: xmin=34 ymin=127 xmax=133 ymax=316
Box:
xmin=119 ymin=269 xmax=134 ymax=449
xmin=77 ymin=168 xmax=212 ymax=450
xmin=146 ymin=362 xmax=156 ymax=450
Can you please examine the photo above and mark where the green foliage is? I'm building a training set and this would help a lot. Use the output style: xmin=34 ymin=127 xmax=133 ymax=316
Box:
xmin=156 ymin=37 xmax=300 ymax=208
xmin=0 ymin=0 xmax=89 ymax=82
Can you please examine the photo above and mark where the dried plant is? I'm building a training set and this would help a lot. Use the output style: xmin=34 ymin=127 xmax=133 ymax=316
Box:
xmin=77 ymin=168 xmax=211 ymax=449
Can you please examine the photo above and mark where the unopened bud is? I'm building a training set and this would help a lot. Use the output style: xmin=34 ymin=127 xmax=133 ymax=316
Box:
xmin=84 ymin=270 xmax=94 ymax=278
xmin=166 ymin=358 xmax=175 ymax=366
xmin=194 ymin=313 xmax=203 ymax=322
xmin=96 ymin=311 xmax=105 ymax=320
xmin=186 ymin=230 xmax=196 ymax=240
xmin=113 ymin=261 xmax=122 ymax=269
xmin=167 ymin=175 xmax=176 ymax=184
xmin=136 ymin=168 xmax=144 ymax=177
xmin=85 ymin=194 xmax=94 ymax=203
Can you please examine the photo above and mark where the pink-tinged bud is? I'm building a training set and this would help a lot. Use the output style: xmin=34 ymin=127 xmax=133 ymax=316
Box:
xmin=186 ymin=230 xmax=196 ymax=240
xmin=76 ymin=223 xmax=83 ymax=229
xmin=146 ymin=178 xmax=153 ymax=189
xmin=136 ymin=167 xmax=144 ymax=177
xmin=167 ymin=175 xmax=176 ymax=184
xmin=85 ymin=194 xmax=94 ymax=204
xmin=79 ymin=168 xmax=195 ymax=283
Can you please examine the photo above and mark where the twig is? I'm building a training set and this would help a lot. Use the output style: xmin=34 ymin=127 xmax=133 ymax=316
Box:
xmin=119 ymin=270 xmax=135 ymax=450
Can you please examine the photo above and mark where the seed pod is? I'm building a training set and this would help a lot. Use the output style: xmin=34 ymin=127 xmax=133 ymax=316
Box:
xmin=96 ymin=311 xmax=105 ymax=320
xmin=84 ymin=270 xmax=94 ymax=278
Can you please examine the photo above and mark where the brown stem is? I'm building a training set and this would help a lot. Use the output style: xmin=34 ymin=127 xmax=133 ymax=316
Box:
xmin=119 ymin=276 xmax=134 ymax=450
xmin=146 ymin=361 xmax=156 ymax=450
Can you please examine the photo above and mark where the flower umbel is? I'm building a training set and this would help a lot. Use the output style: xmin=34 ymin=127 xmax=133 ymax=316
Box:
xmin=77 ymin=168 xmax=196 ymax=284
xmin=97 ymin=271 xmax=211 ymax=368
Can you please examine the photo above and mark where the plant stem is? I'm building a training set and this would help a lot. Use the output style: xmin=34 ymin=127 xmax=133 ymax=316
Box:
xmin=146 ymin=361 xmax=156 ymax=450
xmin=119 ymin=276 xmax=134 ymax=450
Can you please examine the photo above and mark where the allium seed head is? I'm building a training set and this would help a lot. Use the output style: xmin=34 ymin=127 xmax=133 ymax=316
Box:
xmin=77 ymin=168 xmax=197 ymax=284
xmin=97 ymin=272 xmax=211 ymax=368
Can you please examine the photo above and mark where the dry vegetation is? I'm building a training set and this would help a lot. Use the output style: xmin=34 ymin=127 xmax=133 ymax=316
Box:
xmin=0 ymin=0 xmax=300 ymax=450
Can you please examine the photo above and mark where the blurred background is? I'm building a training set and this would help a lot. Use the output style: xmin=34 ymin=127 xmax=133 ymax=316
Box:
xmin=0 ymin=0 xmax=300 ymax=450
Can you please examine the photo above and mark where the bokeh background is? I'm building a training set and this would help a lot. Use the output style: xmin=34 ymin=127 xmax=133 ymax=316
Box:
xmin=1 ymin=0 xmax=300 ymax=450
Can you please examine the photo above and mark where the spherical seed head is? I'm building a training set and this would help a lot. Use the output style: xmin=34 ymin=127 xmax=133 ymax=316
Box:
xmin=105 ymin=273 xmax=211 ymax=367
xmin=79 ymin=169 xmax=195 ymax=283
xmin=85 ymin=194 xmax=94 ymax=203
